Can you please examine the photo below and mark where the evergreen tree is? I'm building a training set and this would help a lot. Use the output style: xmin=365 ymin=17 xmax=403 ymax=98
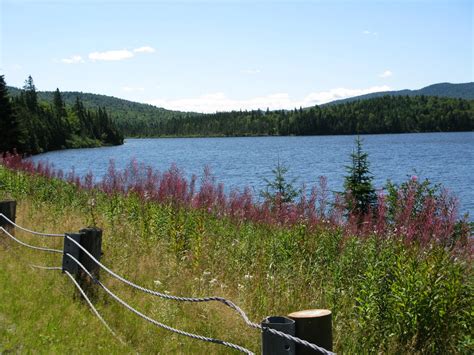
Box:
xmin=53 ymin=88 xmax=66 ymax=118
xmin=0 ymin=75 xmax=20 ymax=152
xmin=261 ymin=160 xmax=300 ymax=206
xmin=344 ymin=136 xmax=376 ymax=214
xmin=23 ymin=75 xmax=38 ymax=112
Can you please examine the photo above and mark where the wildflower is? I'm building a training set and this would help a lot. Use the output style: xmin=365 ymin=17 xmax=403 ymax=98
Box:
xmin=209 ymin=278 xmax=218 ymax=285
xmin=238 ymin=283 xmax=244 ymax=290
xmin=203 ymin=271 xmax=211 ymax=277
xmin=153 ymin=280 xmax=162 ymax=286
xmin=244 ymin=274 xmax=253 ymax=280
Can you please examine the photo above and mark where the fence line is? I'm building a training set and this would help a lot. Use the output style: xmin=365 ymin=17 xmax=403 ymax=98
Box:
xmin=65 ymin=234 xmax=257 ymax=325
xmin=63 ymin=269 xmax=125 ymax=345
xmin=64 ymin=235 xmax=334 ymax=354
xmin=0 ymin=213 xmax=64 ymax=237
xmin=0 ymin=227 xmax=63 ymax=254
xmin=66 ymin=253 xmax=254 ymax=354
xmin=1 ymin=215 xmax=335 ymax=355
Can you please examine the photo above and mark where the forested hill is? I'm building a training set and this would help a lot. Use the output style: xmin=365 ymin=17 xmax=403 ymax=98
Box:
xmin=152 ymin=95 xmax=473 ymax=137
xmin=326 ymin=82 xmax=474 ymax=106
xmin=5 ymin=82 xmax=474 ymax=138
xmin=6 ymin=86 xmax=194 ymax=136
xmin=6 ymin=82 xmax=473 ymax=137
xmin=1 ymin=76 xmax=123 ymax=155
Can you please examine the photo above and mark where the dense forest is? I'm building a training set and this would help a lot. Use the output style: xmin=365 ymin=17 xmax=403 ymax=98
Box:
xmin=7 ymin=82 xmax=474 ymax=138
xmin=3 ymin=78 xmax=473 ymax=141
xmin=138 ymin=95 xmax=473 ymax=137
xmin=6 ymin=85 xmax=189 ymax=136
xmin=0 ymin=75 xmax=123 ymax=154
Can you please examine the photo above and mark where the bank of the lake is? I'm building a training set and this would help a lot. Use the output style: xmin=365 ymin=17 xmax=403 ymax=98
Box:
xmin=0 ymin=164 xmax=471 ymax=354
xmin=30 ymin=132 xmax=474 ymax=218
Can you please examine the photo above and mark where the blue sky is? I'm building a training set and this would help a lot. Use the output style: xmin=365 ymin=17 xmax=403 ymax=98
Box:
xmin=1 ymin=0 xmax=472 ymax=112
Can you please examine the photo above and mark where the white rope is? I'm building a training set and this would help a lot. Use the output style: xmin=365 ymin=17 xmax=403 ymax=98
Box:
xmin=30 ymin=265 xmax=62 ymax=270
xmin=64 ymin=269 xmax=126 ymax=345
xmin=0 ymin=227 xmax=62 ymax=254
xmin=0 ymin=213 xmax=64 ymax=237
xmin=66 ymin=253 xmax=254 ymax=354
xmin=64 ymin=235 xmax=335 ymax=354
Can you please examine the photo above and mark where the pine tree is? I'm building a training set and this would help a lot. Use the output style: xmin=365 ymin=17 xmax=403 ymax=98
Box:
xmin=344 ymin=136 xmax=376 ymax=214
xmin=0 ymin=75 xmax=20 ymax=153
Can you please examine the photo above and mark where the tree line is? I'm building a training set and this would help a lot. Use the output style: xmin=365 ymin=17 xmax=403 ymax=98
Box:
xmin=0 ymin=75 xmax=123 ymax=155
xmin=126 ymin=95 xmax=473 ymax=137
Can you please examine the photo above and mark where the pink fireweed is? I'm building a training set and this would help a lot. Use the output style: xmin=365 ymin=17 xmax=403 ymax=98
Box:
xmin=0 ymin=152 xmax=470 ymax=253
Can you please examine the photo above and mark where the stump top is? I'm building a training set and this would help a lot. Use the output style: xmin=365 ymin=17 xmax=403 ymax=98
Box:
xmin=288 ymin=309 xmax=331 ymax=318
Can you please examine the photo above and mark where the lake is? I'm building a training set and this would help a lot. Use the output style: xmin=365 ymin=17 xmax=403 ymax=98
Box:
xmin=30 ymin=132 xmax=474 ymax=218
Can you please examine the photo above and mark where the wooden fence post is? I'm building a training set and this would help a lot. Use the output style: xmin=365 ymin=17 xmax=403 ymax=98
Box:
xmin=77 ymin=227 xmax=102 ymax=298
xmin=288 ymin=309 xmax=332 ymax=354
xmin=0 ymin=200 xmax=16 ymax=235
xmin=262 ymin=316 xmax=296 ymax=355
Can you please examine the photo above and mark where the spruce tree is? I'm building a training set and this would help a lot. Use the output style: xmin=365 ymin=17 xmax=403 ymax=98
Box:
xmin=23 ymin=75 xmax=38 ymax=111
xmin=344 ymin=136 xmax=376 ymax=214
xmin=261 ymin=160 xmax=300 ymax=206
xmin=0 ymin=75 xmax=20 ymax=152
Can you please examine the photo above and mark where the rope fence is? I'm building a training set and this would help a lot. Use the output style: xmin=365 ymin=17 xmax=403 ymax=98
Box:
xmin=0 ymin=204 xmax=335 ymax=355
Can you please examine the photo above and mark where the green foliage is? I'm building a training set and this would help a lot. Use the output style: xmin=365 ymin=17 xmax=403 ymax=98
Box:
xmin=138 ymin=95 xmax=474 ymax=137
xmin=261 ymin=160 xmax=300 ymax=206
xmin=0 ymin=166 xmax=471 ymax=353
xmin=344 ymin=136 xmax=376 ymax=214
xmin=1 ymin=75 xmax=123 ymax=154
xmin=385 ymin=175 xmax=441 ymax=219
xmin=5 ymin=84 xmax=474 ymax=138
xmin=0 ymin=75 xmax=21 ymax=153
xmin=354 ymin=244 xmax=473 ymax=353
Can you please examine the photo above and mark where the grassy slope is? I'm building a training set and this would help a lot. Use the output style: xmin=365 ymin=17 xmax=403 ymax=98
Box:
xmin=0 ymin=168 xmax=472 ymax=354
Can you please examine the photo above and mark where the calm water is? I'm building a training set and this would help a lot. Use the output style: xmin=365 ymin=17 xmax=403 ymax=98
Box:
xmin=31 ymin=132 xmax=474 ymax=218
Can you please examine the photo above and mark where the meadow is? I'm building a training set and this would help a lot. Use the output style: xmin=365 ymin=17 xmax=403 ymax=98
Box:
xmin=0 ymin=154 xmax=472 ymax=354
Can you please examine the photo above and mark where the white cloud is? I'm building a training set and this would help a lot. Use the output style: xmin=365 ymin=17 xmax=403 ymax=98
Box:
xmin=379 ymin=70 xmax=393 ymax=78
xmin=61 ymin=55 xmax=85 ymax=64
xmin=121 ymin=86 xmax=145 ymax=92
xmin=363 ymin=30 xmax=378 ymax=36
xmin=240 ymin=69 xmax=261 ymax=74
xmin=63 ymin=46 xmax=155 ymax=63
xmin=88 ymin=49 xmax=134 ymax=61
xmin=147 ymin=86 xmax=391 ymax=113
xmin=133 ymin=46 xmax=156 ymax=53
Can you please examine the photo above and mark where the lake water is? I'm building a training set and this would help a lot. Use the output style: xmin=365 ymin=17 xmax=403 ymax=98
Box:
xmin=30 ymin=132 xmax=474 ymax=218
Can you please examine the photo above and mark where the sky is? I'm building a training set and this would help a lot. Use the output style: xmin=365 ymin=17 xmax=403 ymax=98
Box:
xmin=1 ymin=0 xmax=472 ymax=113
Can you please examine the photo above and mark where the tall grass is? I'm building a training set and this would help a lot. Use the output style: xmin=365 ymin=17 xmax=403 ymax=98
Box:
xmin=0 ymin=153 xmax=472 ymax=353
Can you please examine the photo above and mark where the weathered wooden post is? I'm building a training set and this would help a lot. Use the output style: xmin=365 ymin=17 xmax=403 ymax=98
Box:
xmin=0 ymin=200 xmax=16 ymax=235
xmin=262 ymin=316 xmax=296 ymax=355
xmin=77 ymin=227 xmax=102 ymax=298
xmin=288 ymin=309 xmax=332 ymax=354
xmin=63 ymin=227 xmax=102 ymax=299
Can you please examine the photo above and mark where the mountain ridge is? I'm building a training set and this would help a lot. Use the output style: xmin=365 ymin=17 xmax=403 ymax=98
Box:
xmin=7 ymin=82 xmax=473 ymax=117
xmin=325 ymin=82 xmax=474 ymax=106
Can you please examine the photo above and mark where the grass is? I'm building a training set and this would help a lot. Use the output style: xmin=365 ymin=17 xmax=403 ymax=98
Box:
xmin=0 ymin=165 xmax=472 ymax=354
